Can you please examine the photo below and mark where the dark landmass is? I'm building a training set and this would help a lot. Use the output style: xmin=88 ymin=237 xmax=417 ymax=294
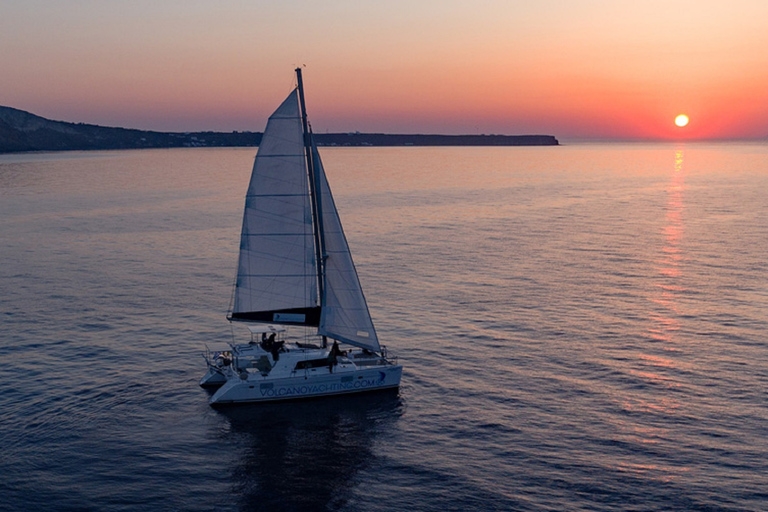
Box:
xmin=0 ymin=106 xmax=260 ymax=153
xmin=314 ymin=132 xmax=558 ymax=147
xmin=0 ymin=105 xmax=558 ymax=153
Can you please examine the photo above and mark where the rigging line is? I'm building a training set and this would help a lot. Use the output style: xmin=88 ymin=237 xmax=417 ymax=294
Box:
xmin=229 ymin=315 xmax=237 ymax=345
xmin=227 ymin=262 xmax=238 ymax=319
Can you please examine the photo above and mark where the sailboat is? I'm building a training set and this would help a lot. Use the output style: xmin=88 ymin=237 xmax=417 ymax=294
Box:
xmin=203 ymin=68 xmax=402 ymax=405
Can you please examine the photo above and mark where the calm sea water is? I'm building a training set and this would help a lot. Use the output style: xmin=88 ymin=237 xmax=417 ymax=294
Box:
xmin=1 ymin=144 xmax=767 ymax=511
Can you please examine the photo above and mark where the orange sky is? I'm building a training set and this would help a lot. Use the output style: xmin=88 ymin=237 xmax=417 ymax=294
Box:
xmin=2 ymin=1 xmax=767 ymax=140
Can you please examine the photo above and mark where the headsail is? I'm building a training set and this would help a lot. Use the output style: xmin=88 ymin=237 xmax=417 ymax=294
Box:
xmin=230 ymin=89 xmax=320 ymax=325
xmin=314 ymin=145 xmax=381 ymax=352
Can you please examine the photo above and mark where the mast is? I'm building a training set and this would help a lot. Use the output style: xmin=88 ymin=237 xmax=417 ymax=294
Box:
xmin=296 ymin=68 xmax=327 ymax=335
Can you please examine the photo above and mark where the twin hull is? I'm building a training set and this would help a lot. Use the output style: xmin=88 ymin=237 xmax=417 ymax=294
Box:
xmin=209 ymin=365 xmax=403 ymax=405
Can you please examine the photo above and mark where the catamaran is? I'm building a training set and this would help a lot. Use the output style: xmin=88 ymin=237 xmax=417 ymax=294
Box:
xmin=202 ymin=69 xmax=402 ymax=405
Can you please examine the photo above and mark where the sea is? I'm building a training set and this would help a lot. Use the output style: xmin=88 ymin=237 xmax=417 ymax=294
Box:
xmin=1 ymin=143 xmax=766 ymax=512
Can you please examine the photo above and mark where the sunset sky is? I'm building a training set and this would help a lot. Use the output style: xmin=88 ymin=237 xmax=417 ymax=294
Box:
xmin=2 ymin=0 xmax=767 ymax=140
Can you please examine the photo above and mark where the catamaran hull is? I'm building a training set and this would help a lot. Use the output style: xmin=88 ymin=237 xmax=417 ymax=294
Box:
xmin=199 ymin=367 xmax=227 ymax=388
xmin=209 ymin=365 xmax=402 ymax=405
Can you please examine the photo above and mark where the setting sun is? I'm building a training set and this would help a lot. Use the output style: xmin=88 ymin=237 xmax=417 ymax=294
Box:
xmin=675 ymin=114 xmax=689 ymax=127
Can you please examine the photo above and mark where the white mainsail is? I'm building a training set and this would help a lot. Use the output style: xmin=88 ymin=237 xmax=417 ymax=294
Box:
xmin=231 ymin=90 xmax=318 ymax=323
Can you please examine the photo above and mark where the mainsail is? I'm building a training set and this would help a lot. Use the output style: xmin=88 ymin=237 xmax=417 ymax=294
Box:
xmin=230 ymin=71 xmax=381 ymax=353
xmin=231 ymin=89 xmax=319 ymax=324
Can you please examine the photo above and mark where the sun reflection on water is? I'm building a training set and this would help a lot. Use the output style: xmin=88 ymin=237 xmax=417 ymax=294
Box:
xmin=624 ymin=148 xmax=689 ymax=432
xmin=649 ymin=148 xmax=687 ymax=345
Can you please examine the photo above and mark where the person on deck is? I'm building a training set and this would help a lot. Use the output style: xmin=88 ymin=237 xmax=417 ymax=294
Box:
xmin=328 ymin=340 xmax=341 ymax=373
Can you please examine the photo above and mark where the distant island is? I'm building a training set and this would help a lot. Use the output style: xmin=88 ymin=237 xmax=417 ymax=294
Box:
xmin=0 ymin=105 xmax=558 ymax=153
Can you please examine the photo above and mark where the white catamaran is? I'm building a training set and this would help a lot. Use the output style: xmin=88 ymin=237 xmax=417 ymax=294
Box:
xmin=202 ymin=69 xmax=402 ymax=405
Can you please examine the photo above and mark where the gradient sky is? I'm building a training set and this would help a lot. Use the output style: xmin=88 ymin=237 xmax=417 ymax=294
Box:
xmin=2 ymin=0 xmax=767 ymax=140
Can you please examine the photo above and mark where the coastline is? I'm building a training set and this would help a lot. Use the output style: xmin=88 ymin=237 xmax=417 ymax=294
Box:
xmin=0 ymin=105 xmax=558 ymax=153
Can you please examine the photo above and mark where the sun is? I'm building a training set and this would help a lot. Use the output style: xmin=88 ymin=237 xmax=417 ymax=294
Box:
xmin=675 ymin=114 xmax=689 ymax=127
